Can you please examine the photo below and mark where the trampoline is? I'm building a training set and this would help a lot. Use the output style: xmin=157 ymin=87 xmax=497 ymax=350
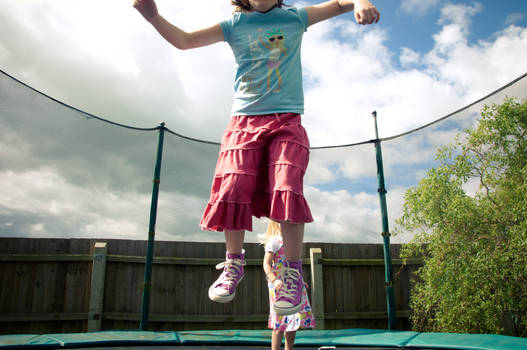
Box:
xmin=1 ymin=329 xmax=526 ymax=350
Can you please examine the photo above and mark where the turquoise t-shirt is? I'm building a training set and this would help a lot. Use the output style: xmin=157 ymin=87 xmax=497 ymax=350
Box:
xmin=220 ymin=7 xmax=308 ymax=116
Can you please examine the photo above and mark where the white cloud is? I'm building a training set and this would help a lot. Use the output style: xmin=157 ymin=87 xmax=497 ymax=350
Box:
xmin=400 ymin=47 xmax=421 ymax=67
xmin=302 ymin=20 xmax=392 ymax=146
xmin=462 ymin=176 xmax=483 ymax=198
xmin=0 ymin=0 xmax=526 ymax=244
xmin=386 ymin=186 xmax=410 ymax=243
xmin=400 ymin=0 xmax=439 ymax=16
xmin=305 ymin=186 xmax=380 ymax=242
xmin=426 ymin=23 xmax=527 ymax=102
xmin=0 ymin=168 xmax=151 ymax=239
xmin=505 ymin=13 xmax=525 ymax=26
xmin=307 ymin=144 xmax=376 ymax=186
xmin=438 ymin=2 xmax=483 ymax=28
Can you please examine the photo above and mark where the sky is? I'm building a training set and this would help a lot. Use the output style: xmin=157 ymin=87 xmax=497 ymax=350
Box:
xmin=0 ymin=0 xmax=526 ymax=245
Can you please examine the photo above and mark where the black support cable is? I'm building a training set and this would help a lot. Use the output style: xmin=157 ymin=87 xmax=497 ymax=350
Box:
xmin=0 ymin=69 xmax=159 ymax=132
xmin=379 ymin=71 xmax=527 ymax=143
xmin=2 ymin=68 xmax=526 ymax=148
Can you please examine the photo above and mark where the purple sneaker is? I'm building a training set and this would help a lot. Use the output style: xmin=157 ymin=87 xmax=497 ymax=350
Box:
xmin=208 ymin=250 xmax=246 ymax=303
xmin=273 ymin=260 xmax=303 ymax=315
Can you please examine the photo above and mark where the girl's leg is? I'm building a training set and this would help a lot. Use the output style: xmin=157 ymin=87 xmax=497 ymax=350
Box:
xmin=272 ymin=330 xmax=284 ymax=350
xmin=225 ymin=230 xmax=244 ymax=255
xmin=268 ymin=114 xmax=311 ymax=315
xmin=208 ymin=230 xmax=246 ymax=303
xmin=274 ymin=222 xmax=304 ymax=315
xmin=280 ymin=222 xmax=303 ymax=261
xmin=284 ymin=331 xmax=296 ymax=350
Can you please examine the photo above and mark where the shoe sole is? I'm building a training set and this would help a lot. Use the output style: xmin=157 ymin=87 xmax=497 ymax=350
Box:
xmin=273 ymin=300 xmax=302 ymax=315
xmin=208 ymin=275 xmax=244 ymax=303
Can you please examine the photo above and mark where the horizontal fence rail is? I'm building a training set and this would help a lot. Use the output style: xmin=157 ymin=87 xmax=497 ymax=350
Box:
xmin=0 ymin=254 xmax=420 ymax=266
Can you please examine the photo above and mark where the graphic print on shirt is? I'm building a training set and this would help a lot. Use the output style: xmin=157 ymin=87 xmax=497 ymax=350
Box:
xmin=242 ymin=33 xmax=265 ymax=94
xmin=258 ymin=28 xmax=287 ymax=92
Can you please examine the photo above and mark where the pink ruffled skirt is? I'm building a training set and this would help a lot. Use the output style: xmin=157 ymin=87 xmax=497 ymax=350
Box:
xmin=200 ymin=113 xmax=313 ymax=232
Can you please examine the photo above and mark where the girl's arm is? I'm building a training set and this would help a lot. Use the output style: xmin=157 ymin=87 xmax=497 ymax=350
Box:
xmin=263 ymin=252 xmax=283 ymax=289
xmin=305 ymin=0 xmax=380 ymax=27
xmin=134 ymin=0 xmax=224 ymax=50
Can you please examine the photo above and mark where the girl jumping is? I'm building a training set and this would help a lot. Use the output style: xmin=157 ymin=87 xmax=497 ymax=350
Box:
xmin=134 ymin=0 xmax=380 ymax=316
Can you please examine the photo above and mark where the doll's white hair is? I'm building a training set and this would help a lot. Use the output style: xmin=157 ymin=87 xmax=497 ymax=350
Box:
xmin=258 ymin=220 xmax=282 ymax=244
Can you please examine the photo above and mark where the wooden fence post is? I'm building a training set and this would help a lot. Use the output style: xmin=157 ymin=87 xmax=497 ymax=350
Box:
xmin=88 ymin=242 xmax=107 ymax=332
xmin=310 ymin=247 xmax=325 ymax=329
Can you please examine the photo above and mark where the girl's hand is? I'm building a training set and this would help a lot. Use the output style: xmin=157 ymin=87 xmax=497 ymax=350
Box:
xmin=353 ymin=0 xmax=380 ymax=25
xmin=133 ymin=0 xmax=159 ymax=22
xmin=273 ymin=279 xmax=283 ymax=290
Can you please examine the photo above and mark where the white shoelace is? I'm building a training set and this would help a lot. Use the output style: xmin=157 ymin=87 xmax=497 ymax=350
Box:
xmin=214 ymin=258 xmax=246 ymax=288
xmin=278 ymin=267 xmax=301 ymax=300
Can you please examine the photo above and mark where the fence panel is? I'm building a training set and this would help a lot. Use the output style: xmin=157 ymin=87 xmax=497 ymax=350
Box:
xmin=0 ymin=238 xmax=420 ymax=334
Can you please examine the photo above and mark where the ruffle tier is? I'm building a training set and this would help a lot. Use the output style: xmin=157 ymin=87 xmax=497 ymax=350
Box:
xmin=200 ymin=187 xmax=313 ymax=232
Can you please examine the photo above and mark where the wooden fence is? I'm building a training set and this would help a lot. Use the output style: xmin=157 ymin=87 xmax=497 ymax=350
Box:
xmin=0 ymin=238 xmax=421 ymax=335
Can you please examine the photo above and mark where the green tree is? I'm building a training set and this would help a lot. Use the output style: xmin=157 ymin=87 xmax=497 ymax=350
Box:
xmin=396 ymin=97 xmax=527 ymax=336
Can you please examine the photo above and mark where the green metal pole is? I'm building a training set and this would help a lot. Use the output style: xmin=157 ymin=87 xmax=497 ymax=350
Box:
xmin=140 ymin=122 xmax=166 ymax=331
xmin=372 ymin=111 xmax=396 ymax=330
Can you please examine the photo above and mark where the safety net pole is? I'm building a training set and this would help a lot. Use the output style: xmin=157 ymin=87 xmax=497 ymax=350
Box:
xmin=372 ymin=111 xmax=396 ymax=330
xmin=140 ymin=122 xmax=166 ymax=331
